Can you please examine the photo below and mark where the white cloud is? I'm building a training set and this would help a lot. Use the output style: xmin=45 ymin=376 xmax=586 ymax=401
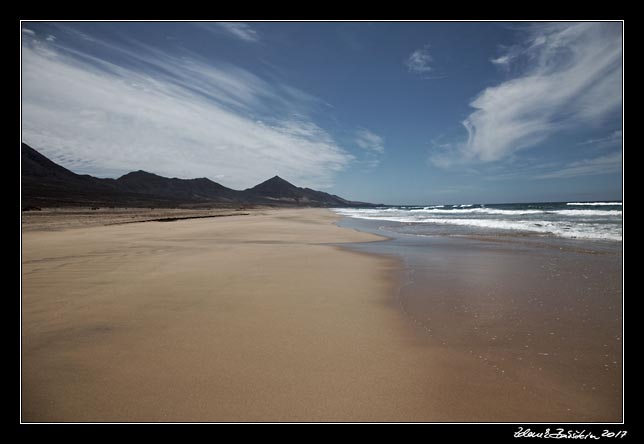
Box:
xmin=22 ymin=28 xmax=35 ymax=36
xmin=430 ymin=22 xmax=622 ymax=168
xmin=21 ymin=32 xmax=353 ymax=190
xmin=489 ymin=44 xmax=524 ymax=70
xmin=214 ymin=22 xmax=260 ymax=43
xmin=536 ymin=151 xmax=622 ymax=179
xmin=406 ymin=45 xmax=433 ymax=74
xmin=490 ymin=55 xmax=511 ymax=66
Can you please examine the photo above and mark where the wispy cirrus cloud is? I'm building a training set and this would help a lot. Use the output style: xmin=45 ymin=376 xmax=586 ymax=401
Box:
xmin=429 ymin=22 xmax=622 ymax=168
xmin=355 ymin=129 xmax=385 ymax=154
xmin=354 ymin=129 xmax=385 ymax=167
xmin=21 ymin=27 xmax=353 ymax=189
xmin=212 ymin=22 xmax=260 ymax=43
xmin=577 ymin=129 xmax=622 ymax=148
xmin=406 ymin=44 xmax=433 ymax=74
xmin=536 ymin=151 xmax=622 ymax=179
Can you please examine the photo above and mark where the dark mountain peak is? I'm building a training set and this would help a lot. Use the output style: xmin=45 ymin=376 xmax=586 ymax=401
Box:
xmin=118 ymin=170 xmax=161 ymax=180
xmin=263 ymin=175 xmax=293 ymax=186
xmin=246 ymin=175 xmax=300 ymax=198
xmin=244 ymin=175 xmax=358 ymax=206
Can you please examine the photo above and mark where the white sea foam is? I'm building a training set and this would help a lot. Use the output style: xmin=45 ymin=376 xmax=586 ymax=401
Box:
xmin=359 ymin=207 xmax=621 ymax=217
xmin=337 ymin=214 xmax=621 ymax=241
xmin=554 ymin=209 xmax=622 ymax=217
xmin=333 ymin=207 xmax=622 ymax=241
xmin=415 ymin=208 xmax=544 ymax=215
xmin=567 ymin=202 xmax=622 ymax=206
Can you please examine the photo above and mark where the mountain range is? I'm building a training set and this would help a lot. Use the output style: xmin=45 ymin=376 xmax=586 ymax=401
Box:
xmin=21 ymin=143 xmax=378 ymax=209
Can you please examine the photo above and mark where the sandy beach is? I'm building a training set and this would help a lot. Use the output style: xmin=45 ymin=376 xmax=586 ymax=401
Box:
xmin=21 ymin=208 xmax=417 ymax=422
xmin=21 ymin=208 xmax=622 ymax=422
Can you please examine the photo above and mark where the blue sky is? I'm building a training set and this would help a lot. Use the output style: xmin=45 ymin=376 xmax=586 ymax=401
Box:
xmin=21 ymin=21 xmax=622 ymax=205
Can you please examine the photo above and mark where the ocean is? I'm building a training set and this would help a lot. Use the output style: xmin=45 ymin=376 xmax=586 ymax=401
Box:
xmin=334 ymin=201 xmax=622 ymax=242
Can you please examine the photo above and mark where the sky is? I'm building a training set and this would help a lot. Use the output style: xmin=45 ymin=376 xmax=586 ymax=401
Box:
xmin=21 ymin=21 xmax=623 ymax=205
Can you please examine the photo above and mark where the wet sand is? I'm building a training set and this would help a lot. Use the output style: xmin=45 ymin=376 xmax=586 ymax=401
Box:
xmin=339 ymin=217 xmax=623 ymax=422
xmin=22 ymin=208 xmax=622 ymax=422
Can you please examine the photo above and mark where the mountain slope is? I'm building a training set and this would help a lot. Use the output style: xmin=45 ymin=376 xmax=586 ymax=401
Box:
xmin=115 ymin=170 xmax=242 ymax=202
xmin=22 ymin=143 xmax=141 ymax=206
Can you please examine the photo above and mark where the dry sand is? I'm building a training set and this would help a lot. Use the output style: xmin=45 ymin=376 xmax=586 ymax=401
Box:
xmin=21 ymin=208 xmax=621 ymax=422
xmin=21 ymin=208 xmax=427 ymax=422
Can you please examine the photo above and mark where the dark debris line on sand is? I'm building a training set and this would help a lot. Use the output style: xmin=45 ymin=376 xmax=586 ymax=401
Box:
xmin=106 ymin=213 xmax=251 ymax=225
